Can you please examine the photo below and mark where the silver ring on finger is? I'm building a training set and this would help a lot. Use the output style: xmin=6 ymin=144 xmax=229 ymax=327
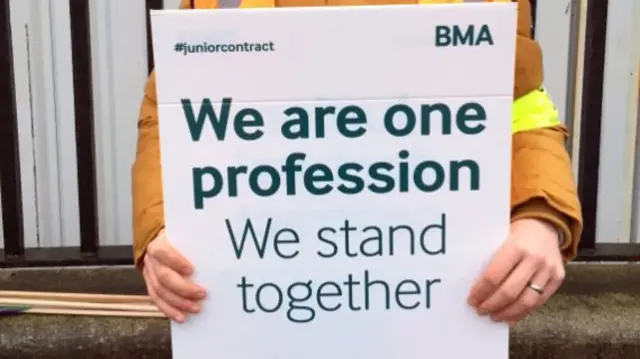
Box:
xmin=527 ymin=282 xmax=544 ymax=295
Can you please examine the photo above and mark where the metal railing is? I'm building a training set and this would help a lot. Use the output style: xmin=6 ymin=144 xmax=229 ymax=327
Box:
xmin=1 ymin=0 xmax=638 ymax=267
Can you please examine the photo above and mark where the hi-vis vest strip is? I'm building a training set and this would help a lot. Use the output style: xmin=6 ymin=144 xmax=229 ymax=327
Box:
xmin=189 ymin=0 xmax=561 ymax=133
xmin=511 ymin=88 xmax=560 ymax=133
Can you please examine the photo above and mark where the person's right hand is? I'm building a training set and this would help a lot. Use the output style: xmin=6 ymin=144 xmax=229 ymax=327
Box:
xmin=142 ymin=230 xmax=206 ymax=322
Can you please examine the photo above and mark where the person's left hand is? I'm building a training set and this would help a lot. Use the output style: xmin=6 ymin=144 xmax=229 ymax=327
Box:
xmin=467 ymin=218 xmax=565 ymax=326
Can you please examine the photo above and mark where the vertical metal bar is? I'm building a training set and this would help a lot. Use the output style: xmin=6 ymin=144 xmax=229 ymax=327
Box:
xmin=564 ymin=0 xmax=582 ymax=158
xmin=49 ymin=0 xmax=82 ymax=248
xmin=69 ymin=0 xmax=99 ymax=254
xmin=632 ymin=80 xmax=640 ymax=243
xmin=595 ymin=0 xmax=639 ymax=243
xmin=529 ymin=0 xmax=536 ymax=37
xmin=7 ymin=0 xmax=40 ymax=252
xmin=0 ymin=0 xmax=24 ymax=258
xmin=533 ymin=0 xmax=572 ymax=125
xmin=89 ymin=1 xmax=149 ymax=246
xmin=632 ymin=94 xmax=640 ymax=243
xmin=145 ymin=0 xmax=164 ymax=74
xmin=576 ymin=0 xmax=607 ymax=249
xmin=567 ymin=0 xmax=588 ymax=179
xmin=606 ymin=1 xmax=640 ymax=243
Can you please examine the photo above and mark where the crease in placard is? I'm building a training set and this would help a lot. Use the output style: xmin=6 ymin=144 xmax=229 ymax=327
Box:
xmin=156 ymin=100 xmax=508 ymax=107
xmin=156 ymin=94 xmax=514 ymax=107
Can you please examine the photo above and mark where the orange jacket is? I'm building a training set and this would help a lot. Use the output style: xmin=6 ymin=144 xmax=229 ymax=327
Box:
xmin=131 ymin=0 xmax=583 ymax=269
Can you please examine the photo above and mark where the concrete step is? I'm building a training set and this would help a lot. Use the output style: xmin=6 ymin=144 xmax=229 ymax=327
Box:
xmin=1 ymin=263 xmax=639 ymax=359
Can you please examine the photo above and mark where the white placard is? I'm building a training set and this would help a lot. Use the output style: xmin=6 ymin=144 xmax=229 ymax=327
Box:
xmin=151 ymin=3 xmax=515 ymax=359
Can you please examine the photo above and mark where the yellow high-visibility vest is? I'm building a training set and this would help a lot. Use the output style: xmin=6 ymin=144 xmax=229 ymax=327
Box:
xmin=189 ymin=0 xmax=561 ymax=134
xmin=511 ymin=88 xmax=560 ymax=134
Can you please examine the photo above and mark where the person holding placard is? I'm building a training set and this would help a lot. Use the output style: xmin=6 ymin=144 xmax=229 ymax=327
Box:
xmin=131 ymin=0 xmax=582 ymax=326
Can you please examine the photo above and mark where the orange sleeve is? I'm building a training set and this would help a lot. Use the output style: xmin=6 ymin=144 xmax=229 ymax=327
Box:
xmin=509 ymin=0 xmax=583 ymax=261
xmin=131 ymin=72 xmax=165 ymax=270
xmin=510 ymin=127 xmax=583 ymax=261
xmin=131 ymin=0 xmax=194 ymax=270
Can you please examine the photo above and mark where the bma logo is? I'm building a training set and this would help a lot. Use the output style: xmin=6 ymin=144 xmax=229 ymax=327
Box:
xmin=435 ymin=24 xmax=494 ymax=47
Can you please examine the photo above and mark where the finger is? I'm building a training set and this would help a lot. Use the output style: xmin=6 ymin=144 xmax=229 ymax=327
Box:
xmin=477 ymin=255 xmax=540 ymax=315
xmin=490 ymin=266 xmax=551 ymax=322
xmin=142 ymin=260 xmax=155 ymax=297
xmin=144 ymin=262 xmax=185 ymax=322
xmin=149 ymin=255 xmax=207 ymax=300
xmin=143 ymin=261 xmax=154 ymax=296
xmin=504 ymin=265 xmax=564 ymax=324
xmin=148 ymin=257 xmax=202 ymax=314
xmin=148 ymin=235 xmax=194 ymax=276
xmin=540 ymin=265 xmax=566 ymax=303
xmin=468 ymin=241 xmax=524 ymax=307
xmin=155 ymin=282 xmax=202 ymax=314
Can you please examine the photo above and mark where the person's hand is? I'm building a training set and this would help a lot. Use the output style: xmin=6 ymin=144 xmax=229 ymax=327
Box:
xmin=142 ymin=230 xmax=207 ymax=322
xmin=467 ymin=218 xmax=564 ymax=326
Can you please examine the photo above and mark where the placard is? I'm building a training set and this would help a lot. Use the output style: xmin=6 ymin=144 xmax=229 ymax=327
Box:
xmin=151 ymin=3 xmax=515 ymax=358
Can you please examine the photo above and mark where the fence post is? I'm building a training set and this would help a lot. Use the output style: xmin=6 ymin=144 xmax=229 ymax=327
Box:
xmin=0 ymin=0 xmax=25 ymax=259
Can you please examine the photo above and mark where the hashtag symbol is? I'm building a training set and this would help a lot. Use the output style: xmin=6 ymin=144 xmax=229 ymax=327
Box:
xmin=174 ymin=42 xmax=186 ymax=53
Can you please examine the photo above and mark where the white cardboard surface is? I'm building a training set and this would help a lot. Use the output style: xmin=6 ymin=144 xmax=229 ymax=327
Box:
xmin=151 ymin=4 xmax=515 ymax=359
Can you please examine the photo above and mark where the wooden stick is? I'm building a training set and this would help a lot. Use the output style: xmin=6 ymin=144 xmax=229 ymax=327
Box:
xmin=22 ymin=307 xmax=166 ymax=318
xmin=0 ymin=290 xmax=153 ymax=304
xmin=0 ymin=298 xmax=159 ymax=312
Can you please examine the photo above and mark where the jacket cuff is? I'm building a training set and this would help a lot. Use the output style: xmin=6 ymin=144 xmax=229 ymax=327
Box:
xmin=510 ymin=198 xmax=574 ymax=261
xmin=133 ymin=205 xmax=165 ymax=271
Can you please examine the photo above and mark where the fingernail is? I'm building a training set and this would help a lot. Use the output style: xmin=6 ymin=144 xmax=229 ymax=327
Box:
xmin=182 ymin=267 xmax=193 ymax=275
xmin=174 ymin=313 xmax=185 ymax=322
xmin=197 ymin=291 xmax=206 ymax=299
xmin=191 ymin=304 xmax=200 ymax=313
